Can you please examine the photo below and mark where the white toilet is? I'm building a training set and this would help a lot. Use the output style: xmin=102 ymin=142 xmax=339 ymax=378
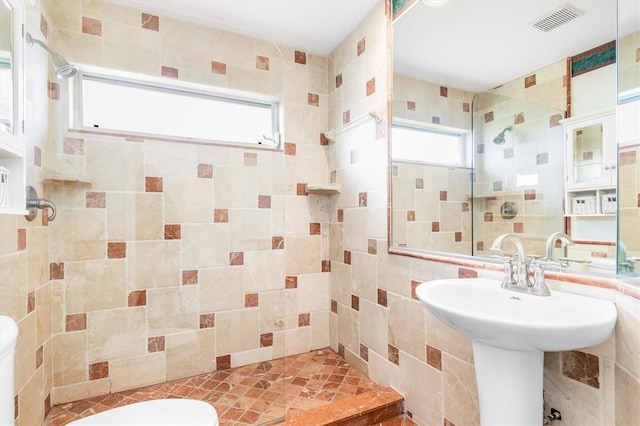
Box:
xmin=0 ymin=315 xmax=19 ymax=426
xmin=67 ymin=398 xmax=219 ymax=426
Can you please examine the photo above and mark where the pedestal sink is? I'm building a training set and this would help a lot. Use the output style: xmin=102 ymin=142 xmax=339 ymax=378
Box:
xmin=415 ymin=278 xmax=617 ymax=426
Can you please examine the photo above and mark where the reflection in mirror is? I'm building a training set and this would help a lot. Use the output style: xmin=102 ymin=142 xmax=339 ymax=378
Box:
xmin=616 ymin=0 xmax=640 ymax=274
xmin=0 ymin=0 xmax=13 ymax=134
xmin=390 ymin=0 xmax=619 ymax=275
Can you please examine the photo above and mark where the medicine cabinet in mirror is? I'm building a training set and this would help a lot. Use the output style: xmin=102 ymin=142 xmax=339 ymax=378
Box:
xmin=390 ymin=0 xmax=625 ymax=275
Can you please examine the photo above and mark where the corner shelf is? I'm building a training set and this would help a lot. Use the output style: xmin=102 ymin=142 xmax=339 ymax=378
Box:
xmin=305 ymin=183 xmax=341 ymax=195
xmin=43 ymin=175 xmax=93 ymax=185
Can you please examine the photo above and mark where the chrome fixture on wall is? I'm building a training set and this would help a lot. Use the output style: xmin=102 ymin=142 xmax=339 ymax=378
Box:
xmin=25 ymin=186 xmax=56 ymax=221
xmin=492 ymin=126 xmax=512 ymax=145
xmin=25 ymin=32 xmax=78 ymax=79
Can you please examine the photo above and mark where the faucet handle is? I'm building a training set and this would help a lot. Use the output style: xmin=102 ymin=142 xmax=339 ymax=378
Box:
xmin=530 ymin=261 xmax=551 ymax=296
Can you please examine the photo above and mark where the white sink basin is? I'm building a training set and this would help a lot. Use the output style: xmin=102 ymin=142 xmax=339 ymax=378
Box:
xmin=415 ymin=277 xmax=616 ymax=352
xmin=415 ymin=278 xmax=617 ymax=425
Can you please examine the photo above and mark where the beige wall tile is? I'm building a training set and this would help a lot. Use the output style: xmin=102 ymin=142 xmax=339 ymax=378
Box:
xmin=166 ymin=329 xmax=216 ymax=381
xmin=0 ymin=253 xmax=27 ymax=320
xmin=65 ymin=259 xmax=126 ymax=313
xmin=398 ymin=351 xmax=443 ymax=426
xmin=387 ymin=294 xmax=425 ymax=360
xmin=17 ymin=368 xmax=45 ymax=426
xmin=52 ymin=332 xmax=86 ymax=386
xmin=330 ymin=262 xmax=352 ymax=307
xmin=216 ymin=309 xmax=260 ymax=354
xmin=147 ymin=286 xmax=199 ymax=336
xmin=230 ymin=347 xmax=273 ymax=369
xmin=337 ymin=303 xmax=359 ymax=354
xmin=164 ymin=177 xmax=215 ymax=224
xmin=213 ymin=166 xmax=257 ymax=208
xmin=285 ymin=236 xmax=321 ymax=275
xmin=51 ymin=378 xmax=110 ymax=405
xmin=229 ymin=209 xmax=273 ymax=250
xmin=616 ymin=302 xmax=640 ymax=378
xmin=107 ymin=193 xmax=164 ymax=241
xmin=199 ymin=267 xmax=244 ymax=312
xmin=359 ymin=299 xmax=388 ymax=357
xmin=26 ymin=227 xmax=49 ymax=291
xmin=128 ymin=241 xmax=181 ymax=289
xmin=442 ymin=354 xmax=480 ymax=426
xmin=50 ymin=209 xmax=106 ymax=262
xmin=284 ymin=325 xmax=310 ymax=356
xmin=110 ymin=352 xmax=166 ymax=393
xmin=181 ymin=224 xmax=230 ymax=270
xmin=85 ymin=139 xmax=144 ymax=192
xmin=296 ymin=273 xmax=330 ymax=313
xmin=351 ymin=251 xmax=377 ymax=303
xmin=615 ymin=366 xmax=640 ymax=425
xmin=35 ymin=284 xmax=52 ymax=347
xmin=259 ymin=290 xmax=285 ymax=334
xmin=310 ymin=311 xmax=330 ymax=350
xmin=243 ymin=250 xmax=285 ymax=292
xmin=87 ymin=307 xmax=146 ymax=362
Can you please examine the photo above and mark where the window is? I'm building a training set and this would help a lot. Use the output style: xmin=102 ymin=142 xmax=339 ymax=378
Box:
xmin=392 ymin=123 xmax=469 ymax=167
xmin=73 ymin=72 xmax=281 ymax=148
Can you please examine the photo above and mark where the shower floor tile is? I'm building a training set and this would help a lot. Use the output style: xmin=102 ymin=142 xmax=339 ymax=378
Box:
xmin=42 ymin=348 xmax=396 ymax=426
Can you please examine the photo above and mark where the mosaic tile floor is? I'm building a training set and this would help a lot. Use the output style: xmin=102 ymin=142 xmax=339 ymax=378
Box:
xmin=43 ymin=348 xmax=416 ymax=426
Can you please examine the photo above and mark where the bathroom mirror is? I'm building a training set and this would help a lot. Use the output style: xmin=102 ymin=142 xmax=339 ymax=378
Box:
xmin=0 ymin=0 xmax=14 ymax=136
xmin=390 ymin=0 xmax=621 ymax=273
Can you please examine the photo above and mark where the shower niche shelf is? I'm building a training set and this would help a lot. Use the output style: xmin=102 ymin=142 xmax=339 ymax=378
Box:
xmin=305 ymin=183 xmax=341 ymax=195
xmin=42 ymin=174 xmax=93 ymax=185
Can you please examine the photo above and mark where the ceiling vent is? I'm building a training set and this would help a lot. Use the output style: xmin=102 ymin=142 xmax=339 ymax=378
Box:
xmin=531 ymin=3 xmax=585 ymax=32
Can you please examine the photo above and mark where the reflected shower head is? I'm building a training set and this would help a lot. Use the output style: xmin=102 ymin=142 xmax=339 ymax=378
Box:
xmin=493 ymin=126 xmax=513 ymax=145
xmin=26 ymin=32 xmax=78 ymax=79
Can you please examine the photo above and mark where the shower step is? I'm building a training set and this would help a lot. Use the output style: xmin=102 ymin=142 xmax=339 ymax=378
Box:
xmin=280 ymin=386 xmax=404 ymax=425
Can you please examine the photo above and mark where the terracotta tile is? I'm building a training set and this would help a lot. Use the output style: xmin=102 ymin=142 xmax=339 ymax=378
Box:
xmin=244 ymin=152 xmax=258 ymax=166
xmin=245 ymin=293 xmax=259 ymax=308
xmin=164 ymin=224 xmax=181 ymax=240
xmin=211 ymin=61 xmax=227 ymax=75
xmin=351 ymin=295 xmax=359 ymax=311
xmin=141 ymin=13 xmax=159 ymax=31
xmin=357 ymin=37 xmax=366 ymax=56
xmin=230 ymin=252 xmax=244 ymax=266
xmin=458 ymin=268 xmax=478 ymax=278
xmin=484 ymin=111 xmax=494 ymax=123
xmin=272 ymin=236 xmax=284 ymax=250
xmin=297 ymin=183 xmax=308 ymax=196
xmin=148 ymin=337 xmax=165 ymax=354
xmin=40 ymin=14 xmax=48 ymax=38
xmin=368 ymin=239 xmax=377 ymax=255
xmin=66 ymin=313 xmax=86 ymax=332
xmin=63 ymin=137 xmax=84 ymax=155
xmin=50 ymin=262 xmax=64 ymax=280
xmin=432 ymin=116 xmax=441 ymax=124
xmin=27 ymin=290 xmax=36 ymax=313
xmin=426 ymin=345 xmax=442 ymax=371
xmin=284 ymin=143 xmax=296 ymax=155
xmin=514 ymin=113 xmax=525 ymax=124
xmin=258 ymin=195 xmax=271 ymax=208
xmin=337 ymin=209 xmax=344 ymax=222
xmin=107 ymin=242 xmax=126 ymax=259
xmin=182 ymin=270 xmax=198 ymax=285
xmin=366 ymin=78 xmax=375 ymax=96
xmin=48 ymin=80 xmax=59 ymax=100
xmin=161 ymin=66 xmax=178 ymax=78
xmin=513 ymin=223 xmax=524 ymax=233
xmin=298 ymin=313 xmax=310 ymax=327
xmin=322 ymin=260 xmax=331 ymax=272
xmin=455 ymin=232 xmax=462 ymax=242
xmin=343 ymin=110 xmax=350 ymax=125
xmin=525 ymin=74 xmax=537 ymax=88
xmin=285 ymin=276 xmax=297 ymax=289
xmin=550 ymin=113 xmax=564 ymax=127
xmin=35 ymin=345 xmax=43 ymax=368
xmin=214 ymin=209 xmax=229 ymax=223
xmin=432 ymin=222 xmax=440 ymax=232
xmin=524 ymin=189 xmax=536 ymax=200
xmin=256 ymin=55 xmax=270 ymax=70
xmin=410 ymin=280 xmax=420 ymax=300
xmin=388 ymin=345 xmax=399 ymax=365
xmin=444 ymin=418 xmax=457 ymax=426
xmin=294 ymin=50 xmax=307 ymax=64
xmin=484 ymin=212 xmax=493 ymax=222
xmin=82 ymin=17 xmax=102 ymax=36
xmin=377 ymin=289 xmax=387 ymax=307
xmin=128 ymin=290 xmax=146 ymax=307
xmin=17 ymin=228 xmax=26 ymax=250
xmin=562 ymin=350 xmax=600 ymax=388
xmin=407 ymin=211 xmax=415 ymax=222
xmin=89 ymin=362 xmax=109 ymax=380
xmin=336 ymin=73 xmax=343 ymax=88
xmin=308 ymin=93 xmax=319 ymax=107
xmin=407 ymin=101 xmax=415 ymax=111
xmin=359 ymin=192 xmax=367 ymax=207
xmin=85 ymin=192 xmax=106 ymax=208
xmin=145 ymin=176 xmax=163 ymax=192
xmin=440 ymin=86 xmax=448 ymax=97
xmin=343 ymin=250 xmax=351 ymax=265
xmin=200 ymin=313 xmax=215 ymax=329
xmin=34 ymin=146 xmax=42 ymax=167
xmin=463 ymin=102 xmax=470 ymax=112
xmin=309 ymin=223 xmax=321 ymax=235
xmin=260 ymin=333 xmax=273 ymax=347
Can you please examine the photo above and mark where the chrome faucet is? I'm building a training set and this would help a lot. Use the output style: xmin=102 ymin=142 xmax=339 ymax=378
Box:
xmin=545 ymin=232 xmax=573 ymax=261
xmin=490 ymin=233 xmax=551 ymax=296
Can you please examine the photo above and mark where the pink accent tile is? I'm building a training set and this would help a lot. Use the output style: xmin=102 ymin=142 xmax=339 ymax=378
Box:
xmin=164 ymin=224 xmax=181 ymax=240
xmin=200 ymin=313 xmax=215 ymax=329
xmin=308 ymin=93 xmax=319 ymax=106
xmin=504 ymin=147 xmax=514 ymax=159
xmin=514 ymin=113 xmax=525 ymax=124
xmin=337 ymin=209 xmax=344 ymax=222
xmin=40 ymin=14 xmax=48 ymax=38
xmin=410 ymin=280 xmax=420 ymax=300
xmin=407 ymin=101 xmax=416 ymax=111
xmin=86 ymin=192 xmax=106 ymax=208
xmin=484 ymin=111 xmax=494 ymax=123
xmin=620 ymin=151 xmax=637 ymax=166
xmin=214 ymin=209 xmax=229 ymax=223
xmin=211 ymin=61 xmax=227 ymax=75
xmin=462 ymin=202 xmax=470 ymax=212
xmin=294 ymin=50 xmax=307 ymax=64
xmin=336 ymin=73 xmax=343 ymax=88
xmin=524 ymin=74 xmax=537 ymax=88
xmin=107 ymin=242 xmax=126 ymax=259
xmin=368 ymin=239 xmax=377 ymax=255
xmin=285 ymin=276 xmax=298 ymax=289
xmin=256 ymin=55 xmax=270 ymax=71
xmin=378 ymin=289 xmax=388 ymax=307
xmin=197 ymin=163 xmax=213 ymax=178
xmin=89 ymin=362 xmax=109 ymax=380
xmin=388 ymin=345 xmax=399 ymax=365
xmin=351 ymin=295 xmax=359 ymax=311
xmin=524 ymin=189 xmax=536 ymax=200
xmin=244 ymin=152 xmax=258 ymax=166
xmin=258 ymin=195 xmax=271 ymax=208
xmin=514 ymin=223 xmax=524 ymax=233
xmin=426 ymin=345 xmax=442 ymax=371
xmin=463 ymin=102 xmax=470 ymax=112
xmin=147 ymin=336 xmax=165 ymax=353
xmin=550 ymin=113 xmax=564 ymax=127
xmin=27 ymin=291 xmax=35 ymax=314
xmin=444 ymin=418 xmax=456 ymax=426
xmin=17 ymin=228 xmax=26 ymax=251
xmin=145 ymin=176 xmax=163 ymax=192
xmin=216 ymin=355 xmax=231 ymax=370
xmin=309 ymin=223 xmax=321 ymax=235
xmin=82 ymin=17 xmax=102 ymax=36
xmin=537 ymin=152 xmax=549 ymax=165
xmin=636 ymin=47 xmax=640 ymax=62
xmin=343 ymin=110 xmax=351 ymax=125
xmin=322 ymin=260 xmax=331 ymax=272
xmin=493 ymin=181 xmax=503 ymax=191
xmin=477 ymin=144 xmax=485 ymax=154
xmin=432 ymin=222 xmax=440 ymax=232
xmin=359 ymin=192 xmax=367 ymax=207
xmin=272 ymin=236 xmax=284 ymax=250
xmin=458 ymin=268 xmax=478 ymax=278
xmin=320 ymin=133 xmax=330 ymax=145
xmin=245 ymin=293 xmax=259 ymax=307
xmin=415 ymin=178 xmax=424 ymax=189
xmin=182 ymin=270 xmax=198 ymax=285
xmin=331 ymin=299 xmax=338 ymax=313
xmin=484 ymin=212 xmax=493 ymax=222
xmin=298 ymin=313 xmax=310 ymax=327
xmin=344 ymin=250 xmax=351 ymax=265
xmin=34 ymin=146 xmax=41 ymax=167
xmin=161 ymin=66 xmax=178 ymax=78
xmin=563 ymin=351 xmax=599 ymax=388
xmin=477 ymin=241 xmax=485 ymax=251
xmin=297 ymin=183 xmax=308 ymax=196
xmin=357 ymin=37 xmax=366 ymax=56
xmin=440 ymin=86 xmax=448 ymax=97
xmin=48 ymin=80 xmax=60 ymax=100
xmin=36 ymin=345 xmax=43 ymax=369
xmin=50 ymin=263 xmax=64 ymax=280
xmin=366 ymin=78 xmax=375 ymax=96
xmin=128 ymin=290 xmax=146 ymax=307
xmin=284 ymin=143 xmax=296 ymax=155
xmin=338 ymin=343 xmax=345 ymax=357
xmin=360 ymin=343 xmax=369 ymax=361
xmin=260 ymin=333 xmax=273 ymax=347
xmin=455 ymin=231 xmax=462 ymax=242
xmin=432 ymin=116 xmax=441 ymax=124
xmin=141 ymin=13 xmax=159 ymax=31
xmin=66 ymin=313 xmax=86 ymax=332
xmin=407 ymin=211 xmax=415 ymax=221
xmin=64 ymin=137 xmax=84 ymax=155
xmin=440 ymin=191 xmax=447 ymax=201
xmin=230 ymin=252 xmax=244 ymax=266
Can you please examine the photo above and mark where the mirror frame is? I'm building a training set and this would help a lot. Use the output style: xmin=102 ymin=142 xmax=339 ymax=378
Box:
xmin=0 ymin=0 xmax=23 ymax=150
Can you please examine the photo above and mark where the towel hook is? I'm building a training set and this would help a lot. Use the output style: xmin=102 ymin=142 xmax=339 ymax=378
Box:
xmin=25 ymin=186 xmax=57 ymax=221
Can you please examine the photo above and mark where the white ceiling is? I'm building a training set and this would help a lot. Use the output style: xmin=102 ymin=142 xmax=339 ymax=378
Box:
xmin=105 ymin=0 xmax=636 ymax=93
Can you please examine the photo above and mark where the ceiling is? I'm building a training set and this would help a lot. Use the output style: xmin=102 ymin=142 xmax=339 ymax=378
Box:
xmin=105 ymin=0 xmax=636 ymax=93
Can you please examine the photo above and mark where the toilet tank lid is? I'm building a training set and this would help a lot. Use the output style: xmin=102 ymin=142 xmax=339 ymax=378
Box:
xmin=0 ymin=316 xmax=19 ymax=358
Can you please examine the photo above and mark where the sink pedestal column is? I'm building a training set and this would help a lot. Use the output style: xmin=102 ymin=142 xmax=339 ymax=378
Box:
xmin=472 ymin=341 xmax=544 ymax=426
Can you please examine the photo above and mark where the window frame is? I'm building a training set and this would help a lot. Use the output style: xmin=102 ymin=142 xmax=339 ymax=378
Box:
xmin=70 ymin=68 xmax=283 ymax=149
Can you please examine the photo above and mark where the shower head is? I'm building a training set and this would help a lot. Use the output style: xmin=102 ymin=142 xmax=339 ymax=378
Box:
xmin=26 ymin=32 xmax=78 ymax=79
xmin=492 ymin=126 xmax=513 ymax=145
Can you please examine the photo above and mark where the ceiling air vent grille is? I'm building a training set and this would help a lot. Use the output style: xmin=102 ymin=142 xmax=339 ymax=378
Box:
xmin=531 ymin=3 xmax=585 ymax=32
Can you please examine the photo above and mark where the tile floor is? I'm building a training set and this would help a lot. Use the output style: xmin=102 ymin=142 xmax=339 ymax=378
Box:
xmin=43 ymin=348 xmax=417 ymax=426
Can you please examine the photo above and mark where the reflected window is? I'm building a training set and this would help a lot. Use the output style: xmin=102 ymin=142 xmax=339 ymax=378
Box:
xmin=0 ymin=61 xmax=12 ymax=132
xmin=391 ymin=123 xmax=469 ymax=166
xmin=73 ymin=73 xmax=281 ymax=148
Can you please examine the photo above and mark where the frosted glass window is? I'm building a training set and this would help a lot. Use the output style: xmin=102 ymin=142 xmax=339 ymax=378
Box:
xmin=77 ymin=74 xmax=280 ymax=147
xmin=392 ymin=124 xmax=467 ymax=166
